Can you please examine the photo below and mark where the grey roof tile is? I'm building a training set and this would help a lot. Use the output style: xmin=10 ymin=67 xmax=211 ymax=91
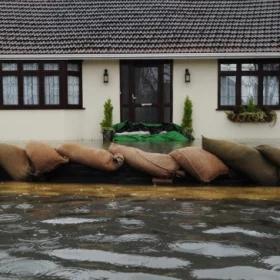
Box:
xmin=0 ymin=0 xmax=279 ymax=54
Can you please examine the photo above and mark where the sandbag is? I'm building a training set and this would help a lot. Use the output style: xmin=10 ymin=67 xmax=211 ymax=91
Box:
xmin=26 ymin=141 xmax=69 ymax=175
xmin=57 ymin=143 xmax=124 ymax=171
xmin=0 ymin=143 xmax=31 ymax=180
xmin=202 ymin=137 xmax=279 ymax=186
xmin=170 ymin=147 xmax=229 ymax=182
xmin=256 ymin=145 xmax=280 ymax=167
xmin=109 ymin=143 xmax=181 ymax=178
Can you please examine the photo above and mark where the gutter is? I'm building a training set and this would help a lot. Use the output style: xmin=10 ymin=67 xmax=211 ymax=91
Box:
xmin=0 ymin=52 xmax=279 ymax=60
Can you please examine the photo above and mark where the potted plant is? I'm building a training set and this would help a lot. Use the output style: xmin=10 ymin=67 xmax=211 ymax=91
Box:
xmin=181 ymin=96 xmax=195 ymax=140
xmin=100 ymin=99 xmax=114 ymax=142
xmin=226 ymin=97 xmax=277 ymax=125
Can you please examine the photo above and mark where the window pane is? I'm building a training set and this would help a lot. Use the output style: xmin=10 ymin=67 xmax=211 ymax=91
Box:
xmin=67 ymin=76 xmax=79 ymax=105
xmin=263 ymin=64 xmax=280 ymax=71
xmin=44 ymin=63 xmax=59 ymax=71
xmin=164 ymin=107 xmax=171 ymax=122
xmin=241 ymin=76 xmax=258 ymax=105
xmin=3 ymin=76 xmax=18 ymax=105
xmin=135 ymin=66 xmax=158 ymax=103
xmin=23 ymin=63 xmax=38 ymax=71
xmin=120 ymin=64 xmax=130 ymax=105
xmin=263 ymin=76 xmax=279 ymax=106
xmin=163 ymin=63 xmax=171 ymax=104
xmin=220 ymin=64 xmax=236 ymax=71
xmin=45 ymin=76 xmax=60 ymax=105
xmin=220 ymin=76 xmax=236 ymax=106
xmin=242 ymin=64 xmax=258 ymax=71
xmin=67 ymin=63 xmax=79 ymax=71
xmin=24 ymin=76 xmax=39 ymax=105
xmin=2 ymin=63 xmax=17 ymax=71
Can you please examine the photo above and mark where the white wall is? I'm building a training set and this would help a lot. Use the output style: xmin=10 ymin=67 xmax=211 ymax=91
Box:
xmin=0 ymin=58 xmax=279 ymax=141
xmin=173 ymin=59 xmax=280 ymax=140
xmin=0 ymin=60 xmax=120 ymax=141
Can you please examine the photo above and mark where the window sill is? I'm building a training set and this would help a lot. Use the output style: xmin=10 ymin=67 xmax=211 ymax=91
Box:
xmin=216 ymin=106 xmax=280 ymax=111
xmin=0 ymin=106 xmax=85 ymax=110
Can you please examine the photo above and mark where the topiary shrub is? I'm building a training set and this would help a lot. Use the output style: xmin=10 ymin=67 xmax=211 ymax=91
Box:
xmin=100 ymin=99 xmax=113 ymax=131
xmin=100 ymin=99 xmax=115 ymax=142
xmin=181 ymin=96 xmax=194 ymax=140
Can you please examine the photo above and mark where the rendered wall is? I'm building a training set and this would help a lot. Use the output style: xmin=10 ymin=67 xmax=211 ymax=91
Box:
xmin=173 ymin=59 xmax=280 ymax=140
xmin=0 ymin=59 xmax=279 ymax=141
xmin=0 ymin=60 xmax=120 ymax=141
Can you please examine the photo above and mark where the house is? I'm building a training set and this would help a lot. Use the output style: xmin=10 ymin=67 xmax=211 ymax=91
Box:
xmin=0 ymin=0 xmax=279 ymax=141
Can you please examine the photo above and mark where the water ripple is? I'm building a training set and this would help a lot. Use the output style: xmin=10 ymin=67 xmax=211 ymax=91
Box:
xmin=192 ymin=266 xmax=280 ymax=280
xmin=42 ymin=217 xmax=108 ymax=225
xmin=80 ymin=233 xmax=158 ymax=243
xmin=169 ymin=242 xmax=257 ymax=258
xmin=49 ymin=248 xmax=190 ymax=269
xmin=204 ymin=226 xmax=276 ymax=238
xmin=0 ymin=214 xmax=21 ymax=224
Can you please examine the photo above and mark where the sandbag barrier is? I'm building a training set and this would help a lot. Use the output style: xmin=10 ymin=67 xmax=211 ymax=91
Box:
xmin=0 ymin=138 xmax=278 ymax=186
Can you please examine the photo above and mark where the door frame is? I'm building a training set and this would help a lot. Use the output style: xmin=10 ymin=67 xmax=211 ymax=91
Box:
xmin=120 ymin=60 xmax=173 ymax=123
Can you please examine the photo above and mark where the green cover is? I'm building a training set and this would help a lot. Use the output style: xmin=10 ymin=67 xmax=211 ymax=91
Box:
xmin=114 ymin=131 xmax=188 ymax=143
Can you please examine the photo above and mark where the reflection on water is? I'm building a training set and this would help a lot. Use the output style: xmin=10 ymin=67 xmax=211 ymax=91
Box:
xmin=169 ymin=241 xmax=257 ymax=257
xmin=1 ymin=197 xmax=280 ymax=279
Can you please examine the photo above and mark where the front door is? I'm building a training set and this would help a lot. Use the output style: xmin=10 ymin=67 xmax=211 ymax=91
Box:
xmin=120 ymin=60 xmax=172 ymax=123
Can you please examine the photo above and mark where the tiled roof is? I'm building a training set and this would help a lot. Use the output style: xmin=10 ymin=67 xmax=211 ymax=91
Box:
xmin=0 ymin=0 xmax=279 ymax=55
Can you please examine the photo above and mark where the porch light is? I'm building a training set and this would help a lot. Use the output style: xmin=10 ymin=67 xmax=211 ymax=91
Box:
xmin=185 ymin=69 xmax=191 ymax=83
xmin=103 ymin=69 xmax=109 ymax=83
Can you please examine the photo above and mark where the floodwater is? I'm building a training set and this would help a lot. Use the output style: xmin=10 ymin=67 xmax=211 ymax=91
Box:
xmin=1 ymin=196 xmax=280 ymax=279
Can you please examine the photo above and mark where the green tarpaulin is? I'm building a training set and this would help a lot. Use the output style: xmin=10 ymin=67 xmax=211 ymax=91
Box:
xmin=113 ymin=121 xmax=189 ymax=143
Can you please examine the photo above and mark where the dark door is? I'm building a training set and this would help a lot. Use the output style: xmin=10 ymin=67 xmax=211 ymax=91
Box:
xmin=120 ymin=60 xmax=172 ymax=123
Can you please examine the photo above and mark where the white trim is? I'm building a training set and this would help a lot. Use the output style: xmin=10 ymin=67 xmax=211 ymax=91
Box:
xmin=0 ymin=52 xmax=279 ymax=60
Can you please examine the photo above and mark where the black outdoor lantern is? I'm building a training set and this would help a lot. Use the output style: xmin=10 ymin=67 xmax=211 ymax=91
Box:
xmin=185 ymin=69 xmax=191 ymax=83
xmin=103 ymin=69 xmax=109 ymax=83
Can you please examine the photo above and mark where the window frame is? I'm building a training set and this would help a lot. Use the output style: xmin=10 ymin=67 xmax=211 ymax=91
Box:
xmin=0 ymin=61 xmax=83 ymax=110
xmin=218 ymin=59 xmax=280 ymax=110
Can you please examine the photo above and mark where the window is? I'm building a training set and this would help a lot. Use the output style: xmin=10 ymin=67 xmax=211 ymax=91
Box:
xmin=0 ymin=61 xmax=82 ymax=109
xmin=218 ymin=60 xmax=280 ymax=109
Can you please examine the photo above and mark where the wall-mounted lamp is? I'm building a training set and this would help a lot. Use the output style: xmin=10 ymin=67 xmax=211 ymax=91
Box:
xmin=185 ymin=69 xmax=191 ymax=83
xmin=103 ymin=69 xmax=109 ymax=83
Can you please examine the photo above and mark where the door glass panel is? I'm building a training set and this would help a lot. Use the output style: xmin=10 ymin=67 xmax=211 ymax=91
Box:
xmin=120 ymin=64 xmax=130 ymax=105
xmin=263 ymin=76 xmax=279 ymax=106
xmin=24 ymin=76 xmax=39 ymax=105
xmin=135 ymin=107 xmax=158 ymax=123
xmin=134 ymin=66 xmax=158 ymax=103
xmin=163 ymin=64 xmax=171 ymax=104
xmin=3 ymin=76 xmax=18 ymax=105
xmin=241 ymin=76 xmax=258 ymax=105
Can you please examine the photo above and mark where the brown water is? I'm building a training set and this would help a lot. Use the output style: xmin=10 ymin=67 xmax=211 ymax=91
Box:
xmin=1 ymin=195 xmax=280 ymax=280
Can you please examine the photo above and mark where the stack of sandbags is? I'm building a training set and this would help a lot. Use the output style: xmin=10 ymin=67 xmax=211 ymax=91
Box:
xmin=202 ymin=137 xmax=279 ymax=186
xmin=109 ymin=143 xmax=182 ymax=179
xmin=0 ymin=143 xmax=32 ymax=181
xmin=26 ymin=141 xmax=69 ymax=176
xmin=57 ymin=143 xmax=124 ymax=172
xmin=169 ymin=146 xmax=229 ymax=183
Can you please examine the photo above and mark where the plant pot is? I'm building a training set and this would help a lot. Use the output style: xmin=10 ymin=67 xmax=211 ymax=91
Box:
xmin=102 ymin=129 xmax=114 ymax=143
